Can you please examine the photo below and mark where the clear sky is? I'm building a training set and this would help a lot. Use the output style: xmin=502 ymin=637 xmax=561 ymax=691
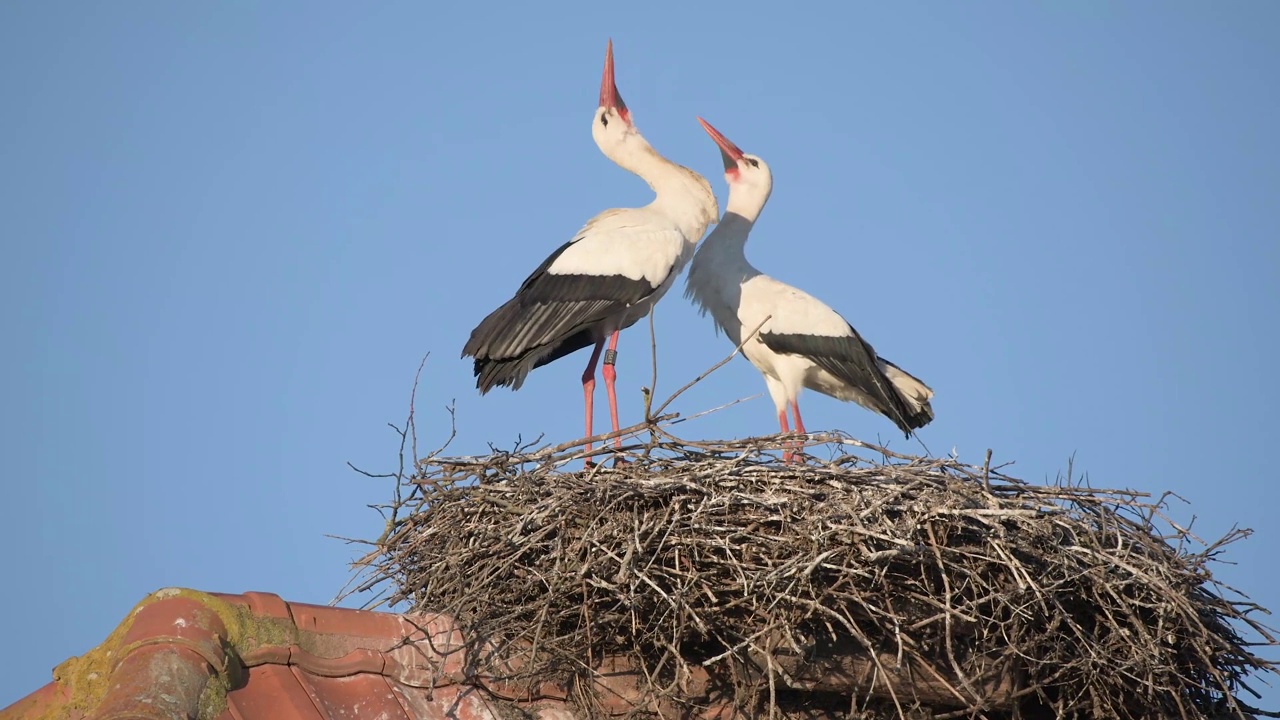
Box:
xmin=2 ymin=1 xmax=1277 ymax=708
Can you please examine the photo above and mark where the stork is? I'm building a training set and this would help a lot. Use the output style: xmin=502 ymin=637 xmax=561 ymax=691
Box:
xmin=685 ymin=118 xmax=934 ymax=461
xmin=462 ymin=41 xmax=719 ymax=463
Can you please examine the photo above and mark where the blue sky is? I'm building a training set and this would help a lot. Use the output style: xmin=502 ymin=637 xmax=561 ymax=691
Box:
xmin=2 ymin=1 xmax=1278 ymax=708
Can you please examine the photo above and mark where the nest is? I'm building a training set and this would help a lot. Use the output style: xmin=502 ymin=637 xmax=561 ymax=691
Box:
xmin=358 ymin=430 xmax=1277 ymax=720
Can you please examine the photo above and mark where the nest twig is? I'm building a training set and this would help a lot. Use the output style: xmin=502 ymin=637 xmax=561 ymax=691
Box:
xmin=354 ymin=427 xmax=1278 ymax=720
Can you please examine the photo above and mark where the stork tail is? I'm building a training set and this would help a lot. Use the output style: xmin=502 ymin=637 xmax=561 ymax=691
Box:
xmin=879 ymin=359 xmax=935 ymax=431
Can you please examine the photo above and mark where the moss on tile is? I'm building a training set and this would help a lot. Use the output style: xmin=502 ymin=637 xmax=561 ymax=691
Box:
xmin=50 ymin=587 xmax=301 ymax=720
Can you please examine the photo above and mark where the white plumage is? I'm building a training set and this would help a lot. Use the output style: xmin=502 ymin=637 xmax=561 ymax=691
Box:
xmin=686 ymin=118 xmax=933 ymax=459
xmin=547 ymin=209 xmax=689 ymax=288
xmin=463 ymin=42 xmax=719 ymax=461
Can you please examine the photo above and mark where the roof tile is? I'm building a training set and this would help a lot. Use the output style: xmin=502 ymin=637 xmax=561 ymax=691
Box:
xmin=221 ymin=665 xmax=320 ymax=719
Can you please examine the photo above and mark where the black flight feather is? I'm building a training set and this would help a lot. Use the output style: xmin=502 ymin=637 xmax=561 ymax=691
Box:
xmin=759 ymin=326 xmax=928 ymax=437
xmin=463 ymin=240 xmax=657 ymax=393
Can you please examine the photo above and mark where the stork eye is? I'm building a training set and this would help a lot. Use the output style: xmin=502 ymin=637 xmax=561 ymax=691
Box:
xmin=746 ymin=158 xmax=760 ymax=168
xmin=600 ymin=114 xmax=609 ymax=128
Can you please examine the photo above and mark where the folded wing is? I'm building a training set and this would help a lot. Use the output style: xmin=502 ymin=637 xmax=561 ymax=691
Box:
xmin=760 ymin=327 xmax=932 ymax=436
xmin=462 ymin=212 xmax=683 ymax=392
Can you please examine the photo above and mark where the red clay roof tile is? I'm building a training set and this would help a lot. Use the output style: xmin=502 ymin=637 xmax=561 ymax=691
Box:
xmin=2 ymin=588 xmax=496 ymax=720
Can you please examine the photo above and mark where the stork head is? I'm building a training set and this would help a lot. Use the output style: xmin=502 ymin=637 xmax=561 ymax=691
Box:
xmin=698 ymin=117 xmax=772 ymax=210
xmin=591 ymin=39 xmax=640 ymax=153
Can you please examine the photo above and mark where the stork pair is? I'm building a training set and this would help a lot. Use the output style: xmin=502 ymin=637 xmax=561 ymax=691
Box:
xmin=462 ymin=41 xmax=934 ymax=463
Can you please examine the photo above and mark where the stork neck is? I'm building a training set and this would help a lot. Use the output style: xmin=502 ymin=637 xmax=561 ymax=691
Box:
xmin=724 ymin=190 xmax=765 ymax=224
xmin=612 ymin=136 xmax=679 ymax=189
xmin=720 ymin=210 xmax=756 ymax=235
xmin=611 ymin=136 xmax=718 ymax=238
xmin=700 ymin=212 xmax=754 ymax=261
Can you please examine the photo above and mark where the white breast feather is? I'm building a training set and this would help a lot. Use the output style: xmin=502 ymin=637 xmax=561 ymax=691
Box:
xmin=547 ymin=208 xmax=687 ymax=286
xmin=686 ymin=261 xmax=742 ymax=342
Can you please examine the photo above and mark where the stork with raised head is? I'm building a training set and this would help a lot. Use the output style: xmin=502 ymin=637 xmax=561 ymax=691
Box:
xmin=685 ymin=118 xmax=934 ymax=460
xmin=462 ymin=41 xmax=719 ymax=463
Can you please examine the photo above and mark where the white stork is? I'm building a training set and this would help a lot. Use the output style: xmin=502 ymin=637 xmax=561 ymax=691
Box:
xmin=685 ymin=118 xmax=934 ymax=460
xmin=462 ymin=41 xmax=719 ymax=462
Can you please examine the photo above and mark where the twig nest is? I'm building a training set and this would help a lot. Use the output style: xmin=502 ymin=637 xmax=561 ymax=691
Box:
xmin=364 ymin=434 xmax=1277 ymax=720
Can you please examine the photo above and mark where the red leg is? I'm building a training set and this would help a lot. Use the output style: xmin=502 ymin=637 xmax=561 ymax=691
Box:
xmin=777 ymin=408 xmax=792 ymax=463
xmin=790 ymin=400 xmax=807 ymax=464
xmin=601 ymin=330 xmax=622 ymax=449
xmin=581 ymin=339 xmax=606 ymax=465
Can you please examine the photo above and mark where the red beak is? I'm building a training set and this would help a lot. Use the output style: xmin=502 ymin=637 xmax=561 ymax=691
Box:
xmin=599 ymin=40 xmax=629 ymax=120
xmin=698 ymin=117 xmax=745 ymax=171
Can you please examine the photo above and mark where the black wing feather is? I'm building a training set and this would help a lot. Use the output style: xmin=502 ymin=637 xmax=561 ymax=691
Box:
xmin=462 ymin=240 xmax=656 ymax=393
xmin=760 ymin=327 xmax=925 ymax=437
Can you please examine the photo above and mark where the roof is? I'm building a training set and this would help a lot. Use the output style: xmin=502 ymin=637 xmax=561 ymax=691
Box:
xmin=0 ymin=587 xmax=619 ymax=720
